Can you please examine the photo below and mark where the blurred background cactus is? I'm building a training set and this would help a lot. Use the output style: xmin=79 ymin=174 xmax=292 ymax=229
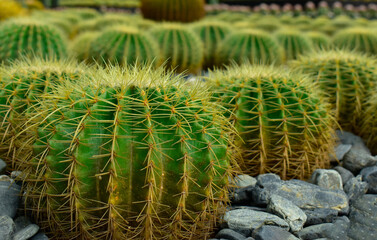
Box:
xmin=333 ymin=28 xmax=377 ymax=55
xmin=275 ymin=30 xmax=313 ymax=62
xmin=0 ymin=0 xmax=26 ymax=21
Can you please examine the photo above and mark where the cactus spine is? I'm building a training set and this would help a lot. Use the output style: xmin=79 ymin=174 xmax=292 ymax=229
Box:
xmin=333 ymin=28 xmax=377 ymax=55
xmin=24 ymin=65 xmax=234 ymax=240
xmin=209 ymin=65 xmax=335 ymax=180
xmin=141 ymin=0 xmax=205 ymax=23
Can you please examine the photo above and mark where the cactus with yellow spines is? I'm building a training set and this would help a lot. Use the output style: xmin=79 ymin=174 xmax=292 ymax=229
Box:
xmin=0 ymin=58 xmax=88 ymax=168
xmin=89 ymin=26 xmax=159 ymax=67
xmin=306 ymin=31 xmax=331 ymax=50
xmin=0 ymin=19 xmax=67 ymax=63
xmin=216 ymin=29 xmax=283 ymax=67
xmin=208 ymin=64 xmax=336 ymax=180
xmin=275 ymin=30 xmax=313 ymax=62
xmin=149 ymin=23 xmax=203 ymax=74
xmin=141 ymin=0 xmax=205 ymax=23
xmin=361 ymin=95 xmax=377 ymax=155
xmin=23 ymin=65 xmax=235 ymax=240
xmin=333 ymin=28 xmax=377 ymax=55
xmin=291 ymin=50 xmax=377 ymax=133
xmin=192 ymin=21 xmax=232 ymax=70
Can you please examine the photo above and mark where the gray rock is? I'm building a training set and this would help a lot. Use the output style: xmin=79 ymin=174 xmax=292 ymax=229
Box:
xmin=223 ymin=209 xmax=289 ymax=236
xmin=360 ymin=165 xmax=377 ymax=193
xmin=256 ymin=174 xmax=281 ymax=187
xmin=252 ymin=180 xmax=349 ymax=214
xmin=30 ymin=232 xmax=49 ymax=240
xmin=267 ymin=194 xmax=307 ymax=232
xmin=10 ymin=171 xmax=26 ymax=182
xmin=0 ymin=215 xmax=15 ymax=240
xmin=0 ymin=159 xmax=6 ymax=174
xmin=230 ymin=206 xmax=268 ymax=213
xmin=234 ymin=175 xmax=257 ymax=188
xmin=14 ymin=216 xmax=32 ymax=232
xmin=252 ymin=226 xmax=299 ymax=240
xmin=333 ymin=166 xmax=354 ymax=185
xmin=344 ymin=176 xmax=368 ymax=202
xmin=334 ymin=144 xmax=352 ymax=161
xmin=12 ymin=224 xmax=39 ymax=240
xmin=336 ymin=130 xmax=368 ymax=149
xmin=232 ymin=186 xmax=254 ymax=205
xmin=298 ymin=216 xmax=350 ymax=240
xmin=348 ymin=194 xmax=377 ymax=240
xmin=303 ymin=208 xmax=338 ymax=226
xmin=0 ymin=176 xmax=21 ymax=218
xmin=216 ymin=228 xmax=247 ymax=240
xmin=310 ymin=169 xmax=343 ymax=190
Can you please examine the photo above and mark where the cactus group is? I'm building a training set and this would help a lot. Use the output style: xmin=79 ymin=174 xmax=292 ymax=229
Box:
xmin=333 ymin=28 xmax=377 ymax=55
xmin=275 ymin=30 xmax=313 ymax=62
xmin=149 ymin=24 xmax=203 ymax=74
xmin=141 ymin=0 xmax=205 ymax=23
xmin=216 ymin=30 xmax=283 ymax=66
xmin=209 ymin=65 xmax=335 ymax=180
xmin=291 ymin=50 xmax=377 ymax=133
xmin=89 ymin=26 xmax=159 ymax=67
xmin=0 ymin=19 xmax=67 ymax=63
xmin=24 ymin=65 xmax=234 ymax=240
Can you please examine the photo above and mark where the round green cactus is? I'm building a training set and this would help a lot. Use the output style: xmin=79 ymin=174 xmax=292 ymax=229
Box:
xmin=275 ymin=30 xmax=313 ymax=62
xmin=70 ymin=31 xmax=100 ymax=63
xmin=208 ymin=65 xmax=336 ymax=180
xmin=0 ymin=58 xmax=88 ymax=168
xmin=24 ymin=65 xmax=234 ymax=240
xmin=333 ymin=28 xmax=377 ymax=55
xmin=0 ymin=19 xmax=67 ymax=62
xmin=141 ymin=0 xmax=205 ymax=23
xmin=149 ymin=24 xmax=203 ymax=74
xmin=361 ymin=95 xmax=377 ymax=155
xmin=88 ymin=26 xmax=159 ymax=67
xmin=306 ymin=31 xmax=331 ymax=50
xmin=192 ymin=21 xmax=232 ymax=70
xmin=216 ymin=29 xmax=283 ymax=67
xmin=291 ymin=50 xmax=377 ymax=133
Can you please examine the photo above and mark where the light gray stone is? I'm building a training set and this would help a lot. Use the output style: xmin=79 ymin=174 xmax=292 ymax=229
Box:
xmin=310 ymin=169 xmax=343 ymax=190
xmin=333 ymin=166 xmax=354 ymax=185
xmin=223 ymin=209 xmax=289 ymax=236
xmin=252 ymin=180 xmax=349 ymax=214
xmin=298 ymin=216 xmax=350 ymax=240
xmin=348 ymin=194 xmax=377 ymax=240
xmin=303 ymin=208 xmax=338 ymax=226
xmin=0 ymin=215 xmax=15 ymax=240
xmin=0 ymin=159 xmax=6 ymax=174
xmin=252 ymin=226 xmax=299 ymax=240
xmin=30 ymin=232 xmax=49 ymax=240
xmin=360 ymin=165 xmax=377 ymax=193
xmin=256 ymin=174 xmax=281 ymax=187
xmin=235 ymin=175 xmax=257 ymax=188
xmin=267 ymin=194 xmax=306 ymax=232
xmin=12 ymin=224 xmax=39 ymax=240
xmin=336 ymin=130 xmax=368 ymax=150
xmin=0 ymin=176 xmax=21 ymax=218
xmin=216 ymin=228 xmax=247 ymax=240
xmin=334 ymin=144 xmax=352 ymax=161
xmin=344 ymin=175 xmax=368 ymax=202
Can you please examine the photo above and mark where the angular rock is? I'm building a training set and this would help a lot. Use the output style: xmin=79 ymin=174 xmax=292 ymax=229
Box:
xmin=234 ymin=175 xmax=257 ymax=188
xmin=256 ymin=174 xmax=281 ymax=187
xmin=344 ymin=175 xmax=368 ymax=202
xmin=310 ymin=169 xmax=343 ymax=190
xmin=252 ymin=180 xmax=349 ymax=214
xmin=0 ymin=159 xmax=6 ymax=174
xmin=303 ymin=208 xmax=338 ymax=226
xmin=348 ymin=194 xmax=377 ymax=240
xmin=231 ymin=186 xmax=254 ymax=205
xmin=333 ymin=166 xmax=354 ymax=186
xmin=0 ymin=175 xmax=21 ymax=218
xmin=216 ymin=228 xmax=247 ymax=240
xmin=13 ymin=224 xmax=39 ymax=240
xmin=223 ymin=209 xmax=289 ymax=236
xmin=0 ymin=215 xmax=15 ymax=240
xmin=252 ymin=225 xmax=299 ymax=240
xmin=30 ymin=232 xmax=49 ymax=240
xmin=336 ymin=130 xmax=368 ymax=149
xmin=360 ymin=165 xmax=377 ymax=193
xmin=267 ymin=194 xmax=306 ymax=232
xmin=298 ymin=216 xmax=349 ymax=240
xmin=230 ymin=206 xmax=268 ymax=213
xmin=334 ymin=144 xmax=352 ymax=161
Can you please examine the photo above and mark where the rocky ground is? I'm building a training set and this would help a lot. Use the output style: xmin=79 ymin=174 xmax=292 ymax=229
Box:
xmin=0 ymin=130 xmax=376 ymax=240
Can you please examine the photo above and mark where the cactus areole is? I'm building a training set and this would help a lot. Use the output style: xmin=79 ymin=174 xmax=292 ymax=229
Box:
xmin=24 ymin=66 xmax=234 ymax=240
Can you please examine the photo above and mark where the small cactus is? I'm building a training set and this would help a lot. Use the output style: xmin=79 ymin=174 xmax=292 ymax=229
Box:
xmin=0 ymin=19 xmax=67 ymax=63
xmin=333 ymin=28 xmax=377 ymax=55
xmin=23 ymin=65 xmax=234 ymax=240
xmin=149 ymin=23 xmax=203 ymax=74
xmin=275 ymin=30 xmax=313 ymax=62
xmin=291 ymin=50 xmax=377 ymax=133
xmin=208 ymin=64 xmax=336 ymax=180
xmin=216 ymin=29 xmax=283 ymax=67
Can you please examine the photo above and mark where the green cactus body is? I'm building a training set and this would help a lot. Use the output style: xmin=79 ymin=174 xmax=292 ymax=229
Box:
xmin=141 ymin=0 xmax=205 ymax=23
xmin=70 ymin=32 xmax=100 ymax=63
xmin=192 ymin=21 xmax=231 ymax=70
xmin=216 ymin=29 xmax=283 ymax=67
xmin=275 ymin=30 xmax=313 ymax=62
xmin=24 ymin=66 xmax=234 ymax=240
xmin=0 ymin=19 xmax=67 ymax=62
xmin=0 ymin=58 xmax=87 ymax=168
xmin=209 ymin=65 xmax=335 ymax=180
xmin=333 ymin=28 xmax=377 ymax=55
xmin=306 ymin=31 xmax=331 ymax=50
xmin=361 ymin=95 xmax=377 ymax=155
xmin=149 ymin=24 xmax=203 ymax=74
xmin=88 ymin=26 xmax=159 ymax=67
xmin=291 ymin=50 xmax=377 ymax=133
